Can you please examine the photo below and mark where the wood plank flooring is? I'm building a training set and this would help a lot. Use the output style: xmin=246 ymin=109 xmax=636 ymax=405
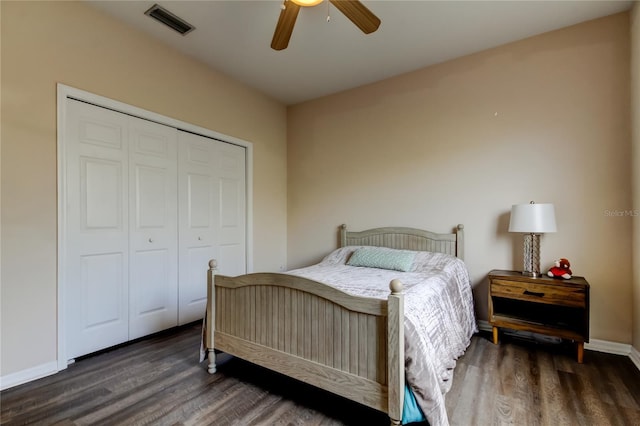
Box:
xmin=2 ymin=322 xmax=639 ymax=425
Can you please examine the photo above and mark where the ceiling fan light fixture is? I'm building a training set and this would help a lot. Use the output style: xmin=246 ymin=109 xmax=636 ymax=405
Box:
xmin=272 ymin=0 xmax=380 ymax=51
xmin=290 ymin=0 xmax=323 ymax=7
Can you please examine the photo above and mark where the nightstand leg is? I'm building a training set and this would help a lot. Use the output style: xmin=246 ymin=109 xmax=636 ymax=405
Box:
xmin=492 ymin=326 xmax=499 ymax=344
xmin=577 ymin=342 xmax=584 ymax=364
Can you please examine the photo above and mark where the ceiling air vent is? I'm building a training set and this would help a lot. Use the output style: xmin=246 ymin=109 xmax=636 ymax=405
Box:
xmin=144 ymin=4 xmax=195 ymax=35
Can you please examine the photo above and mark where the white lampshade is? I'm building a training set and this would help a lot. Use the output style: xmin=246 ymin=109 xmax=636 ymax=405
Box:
xmin=508 ymin=202 xmax=557 ymax=233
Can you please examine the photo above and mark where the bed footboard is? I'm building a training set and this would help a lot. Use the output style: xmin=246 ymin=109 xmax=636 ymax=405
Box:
xmin=205 ymin=260 xmax=405 ymax=424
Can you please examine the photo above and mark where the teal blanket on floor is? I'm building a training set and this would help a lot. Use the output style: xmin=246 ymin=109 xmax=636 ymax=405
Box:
xmin=402 ymin=383 xmax=426 ymax=424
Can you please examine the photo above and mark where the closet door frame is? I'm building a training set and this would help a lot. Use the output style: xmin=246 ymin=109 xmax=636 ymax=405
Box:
xmin=57 ymin=84 xmax=254 ymax=371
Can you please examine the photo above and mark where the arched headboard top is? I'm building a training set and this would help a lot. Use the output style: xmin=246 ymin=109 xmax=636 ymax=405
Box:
xmin=339 ymin=224 xmax=464 ymax=260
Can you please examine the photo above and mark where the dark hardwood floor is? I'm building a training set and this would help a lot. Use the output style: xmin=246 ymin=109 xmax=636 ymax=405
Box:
xmin=2 ymin=322 xmax=639 ymax=425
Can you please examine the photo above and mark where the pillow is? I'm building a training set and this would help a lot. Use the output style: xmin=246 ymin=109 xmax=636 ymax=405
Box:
xmin=346 ymin=247 xmax=416 ymax=272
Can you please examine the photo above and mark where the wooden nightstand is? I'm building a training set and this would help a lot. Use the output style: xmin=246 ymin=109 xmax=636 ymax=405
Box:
xmin=488 ymin=270 xmax=590 ymax=363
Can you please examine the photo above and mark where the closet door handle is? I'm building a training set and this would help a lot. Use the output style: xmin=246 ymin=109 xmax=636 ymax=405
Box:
xmin=197 ymin=236 xmax=202 ymax=241
xmin=148 ymin=238 xmax=154 ymax=243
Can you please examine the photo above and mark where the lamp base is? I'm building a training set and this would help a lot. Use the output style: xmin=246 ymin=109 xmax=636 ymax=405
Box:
xmin=523 ymin=233 xmax=541 ymax=277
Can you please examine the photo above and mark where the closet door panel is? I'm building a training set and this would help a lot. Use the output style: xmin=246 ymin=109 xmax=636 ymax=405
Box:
xmin=82 ymin=159 xmax=122 ymax=229
xmin=129 ymin=117 xmax=178 ymax=339
xmin=178 ymin=131 xmax=219 ymax=324
xmin=65 ymin=100 xmax=130 ymax=359
xmin=187 ymin=173 xmax=213 ymax=228
xmin=218 ymin=143 xmax=246 ymax=277
xmin=178 ymin=133 xmax=246 ymax=324
xmin=80 ymin=253 xmax=125 ymax=327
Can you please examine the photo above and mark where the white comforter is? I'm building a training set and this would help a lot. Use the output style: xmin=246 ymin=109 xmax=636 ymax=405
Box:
xmin=287 ymin=246 xmax=477 ymax=426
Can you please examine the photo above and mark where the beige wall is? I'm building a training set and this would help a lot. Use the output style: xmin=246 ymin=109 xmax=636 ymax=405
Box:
xmin=288 ymin=13 xmax=632 ymax=343
xmin=0 ymin=1 xmax=287 ymax=378
xmin=632 ymin=3 xmax=640 ymax=352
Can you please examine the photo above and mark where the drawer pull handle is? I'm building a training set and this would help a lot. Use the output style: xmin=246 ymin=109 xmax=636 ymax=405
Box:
xmin=523 ymin=290 xmax=544 ymax=297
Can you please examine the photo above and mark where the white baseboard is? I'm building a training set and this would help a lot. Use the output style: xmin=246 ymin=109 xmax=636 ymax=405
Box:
xmin=585 ymin=338 xmax=631 ymax=356
xmin=477 ymin=320 xmax=492 ymax=332
xmin=476 ymin=320 xmax=639 ymax=372
xmin=630 ymin=346 xmax=640 ymax=371
xmin=0 ymin=361 xmax=58 ymax=391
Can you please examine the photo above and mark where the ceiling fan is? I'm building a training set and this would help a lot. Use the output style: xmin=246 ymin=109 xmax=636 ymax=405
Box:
xmin=271 ymin=0 xmax=381 ymax=51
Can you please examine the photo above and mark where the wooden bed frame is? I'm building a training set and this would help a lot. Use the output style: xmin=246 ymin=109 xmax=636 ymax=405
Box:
xmin=205 ymin=224 xmax=464 ymax=425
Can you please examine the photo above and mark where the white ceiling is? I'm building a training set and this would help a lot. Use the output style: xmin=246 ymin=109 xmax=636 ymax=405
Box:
xmin=88 ymin=0 xmax=632 ymax=105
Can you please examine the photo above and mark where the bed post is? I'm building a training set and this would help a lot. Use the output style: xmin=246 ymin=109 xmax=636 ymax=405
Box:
xmin=456 ymin=224 xmax=464 ymax=260
xmin=339 ymin=224 xmax=347 ymax=248
xmin=206 ymin=259 xmax=218 ymax=374
xmin=387 ymin=279 xmax=405 ymax=426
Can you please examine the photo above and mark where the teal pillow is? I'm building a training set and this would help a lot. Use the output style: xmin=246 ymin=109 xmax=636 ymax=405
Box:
xmin=347 ymin=247 xmax=416 ymax=272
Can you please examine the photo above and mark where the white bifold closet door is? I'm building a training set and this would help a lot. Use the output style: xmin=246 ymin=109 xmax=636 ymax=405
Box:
xmin=65 ymin=99 xmax=179 ymax=357
xmin=178 ymin=131 xmax=246 ymax=324
xmin=65 ymin=100 xmax=132 ymax=359
xmin=64 ymin=98 xmax=246 ymax=360
xmin=128 ymin=118 xmax=178 ymax=340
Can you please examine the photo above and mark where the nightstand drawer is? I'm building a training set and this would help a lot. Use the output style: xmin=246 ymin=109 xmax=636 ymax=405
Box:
xmin=491 ymin=279 xmax=586 ymax=308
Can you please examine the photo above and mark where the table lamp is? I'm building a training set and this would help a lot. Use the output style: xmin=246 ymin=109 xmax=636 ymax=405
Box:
xmin=508 ymin=201 xmax=557 ymax=277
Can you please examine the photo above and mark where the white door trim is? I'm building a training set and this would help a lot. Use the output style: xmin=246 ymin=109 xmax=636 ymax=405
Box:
xmin=57 ymin=83 xmax=254 ymax=371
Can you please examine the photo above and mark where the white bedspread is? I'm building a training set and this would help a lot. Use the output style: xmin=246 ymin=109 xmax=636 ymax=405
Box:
xmin=287 ymin=246 xmax=477 ymax=426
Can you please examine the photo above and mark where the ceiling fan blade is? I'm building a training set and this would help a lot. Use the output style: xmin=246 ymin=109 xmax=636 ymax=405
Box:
xmin=271 ymin=1 xmax=301 ymax=50
xmin=329 ymin=0 xmax=380 ymax=34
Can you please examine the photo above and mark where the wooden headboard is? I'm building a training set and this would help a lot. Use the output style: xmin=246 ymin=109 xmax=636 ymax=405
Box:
xmin=339 ymin=224 xmax=465 ymax=260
